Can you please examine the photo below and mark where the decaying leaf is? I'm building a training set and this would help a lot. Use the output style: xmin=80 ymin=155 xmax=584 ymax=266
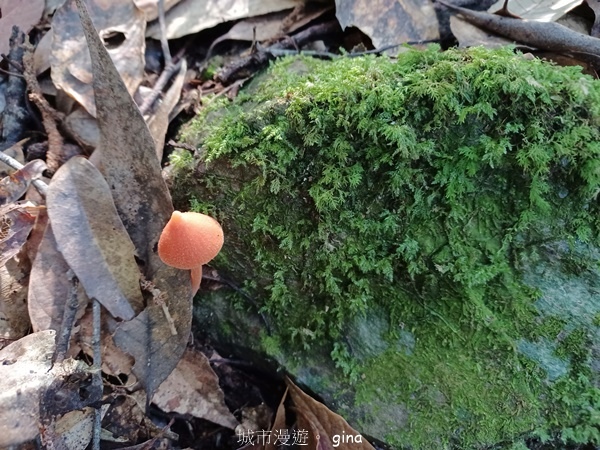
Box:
xmin=335 ymin=0 xmax=439 ymax=52
xmin=73 ymin=0 xmax=192 ymax=399
xmin=146 ymin=0 xmax=302 ymax=40
xmin=489 ymin=0 xmax=582 ymax=21
xmin=450 ymin=15 xmax=514 ymax=48
xmin=0 ymin=255 xmax=30 ymax=339
xmin=50 ymin=0 xmax=146 ymax=117
xmin=0 ymin=0 xmax=44 ymax=55
xmin=46 ymin=156 xmax=144 ymax=320
xmin=28 ymin=222 xmax=88 ymax=332
xmin=146 ymin=59 xmax=187 ymax=161
xmin=0 ymin=159 xmax=47 ymax=206
xmin=0 ymin=202 xmax=37 ymax=268
xmin=287 ymin=378 xmax=375 ymax=450
xmin=153 ymin=347 xmax=239 ymax=429
xmin=0 ymin=330 xmax=89 ymax=446
xmin=0 ymin=139 xmax=26 ymax=176
xmin=46 ymin=407 xmax=95 ymax=450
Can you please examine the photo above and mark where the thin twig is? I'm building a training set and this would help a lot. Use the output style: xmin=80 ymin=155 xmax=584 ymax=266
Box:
xmin=91 ymin=299 xmax=102 ymax=450
xmin=22 ymin=39 xmax=65 ymax=173
xmin=157 ymin=0 xmax=171 ymax=66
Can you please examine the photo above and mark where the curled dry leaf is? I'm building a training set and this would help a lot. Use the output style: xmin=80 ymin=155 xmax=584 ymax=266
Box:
xmin=146 ymin=0 xmax=303 ymax=40
xmin=335 ymin=0 xmax=439 ymax=53
xmin=73 ymin=0 xmax=192 ymax=399
xmin=0 ymin=0 xmax=44 ymax=55
xmin=286 ymin=378 xmax=375 ymax=450
xmin=152 ymin=348 xmax=239 ymax=429
xmin=46 ymin=156 xmax=144 ymax=320
xmin=0 ymin=330 xmax=89 ymax=446
xmin=0 ymin=202 xmax=37 ymax=268
xmin=50 ymin=0 xmax=146 ymax=117
xmin=0 ymin=159 xmax=47 ymax=206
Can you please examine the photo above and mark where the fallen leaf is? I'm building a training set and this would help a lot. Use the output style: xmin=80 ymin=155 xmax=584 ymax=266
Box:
xmin=49 ymin=407 xmax=95 ymax=450
xmin=153 ymin=347 xmax=239 ymax=429
xmin=28 ymin=222 xmax=88 ymax=332
xmin=0 ymin=159 xmax=47 ymax=206
xmin=0 ymin=202 xmax=37 ymax=268
xmin=146 ymin=59 xmax=187 ymax=161
xmin=489 ymin=0 xmax=582 ymax=21
xmin=335 ymin=0 xmax=439 ymax=53
xmin=133 ymin=0 xmax=182 ymax=21
xmin=450 ymin=15 xmax=514 ymax=48
xmin=0 ymin=139 xmax=26 ymax=176
xmin=50 ymin=0 xmax=146 ymax=117
xmin=0 ymin=255 xmax=30 ymax=339
xmin=46 ymin=156 xmax=144 ymax=320
xmin=0 ymin=0 xmax=44 ymax=55
xmin=287 ymin=378 xmax=375 ymax=450
xmin=0 ymin=330 xmax=89 ymax=446
xmin=73 ymin=0 xmax=192 ymax=399
xmin=146 ymin=0 xmax=303 ymax=40
xmin=64 ymin=105 xmax=100 ymax=149
xmin=265 ymin=388 xmax=288 ymax=450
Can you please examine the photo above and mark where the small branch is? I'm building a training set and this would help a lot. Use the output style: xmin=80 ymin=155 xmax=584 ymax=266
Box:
xmin=0 ymin=148 xmax=48 ymax=197
xmin=22 ymin=39 xmax=65 ymax=174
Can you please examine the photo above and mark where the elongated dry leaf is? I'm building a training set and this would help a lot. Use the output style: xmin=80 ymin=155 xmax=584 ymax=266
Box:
xmin=152 ymin=348 xmax=238 ymax=429
xmin=440 ymin=1 xmax=600 ymax=56
xmin=146 ymin=59 xmax=187 ymax=161
xmin=146 ymin=0 xmax=302 ymax=40
xmin=50 ymin=0 xmax=146 ymax=117
xmin=73 ymin=0 xmax=192 ymax=399
xmin=46 ymin=156 xmax=143 ymax=320
xmin=287 ymin=378 xmax=375 ymax=450
xmin=489 ymin=0 xmax=582 ymax=22
xmin=28 ymin=223 xmax=88 ymax=332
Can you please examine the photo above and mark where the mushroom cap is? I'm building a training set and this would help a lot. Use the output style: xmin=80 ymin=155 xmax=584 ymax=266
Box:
xmin=158 ymin=211 xmax=224 ymax=269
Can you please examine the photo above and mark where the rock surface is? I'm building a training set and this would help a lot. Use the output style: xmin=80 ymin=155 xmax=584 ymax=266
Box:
xmin=173 ymin=47 xmax=600 ymax=448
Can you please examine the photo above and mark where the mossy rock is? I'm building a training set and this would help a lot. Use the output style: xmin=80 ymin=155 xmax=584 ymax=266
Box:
xmin=172 ymin=46 xmax=600 ymax=449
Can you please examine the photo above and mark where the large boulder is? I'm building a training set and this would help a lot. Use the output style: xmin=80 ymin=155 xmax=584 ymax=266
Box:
xmin=172 ymin=46 xmax=600 ymax=449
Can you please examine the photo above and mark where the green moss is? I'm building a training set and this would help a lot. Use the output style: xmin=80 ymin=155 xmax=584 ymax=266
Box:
xmin=175 ymin=46 xmax=600 ymax=447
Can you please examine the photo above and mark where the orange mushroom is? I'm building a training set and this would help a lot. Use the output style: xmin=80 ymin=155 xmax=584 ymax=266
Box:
xmin=158 ymin=211 xmax=224 ymax=295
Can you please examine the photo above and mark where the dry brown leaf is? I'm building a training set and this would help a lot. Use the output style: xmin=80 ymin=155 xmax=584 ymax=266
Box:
xmin=450 ymin=15 xmax=514 ymax=47
xmin=28 ymin=223 xmax=88 ymax=332
xmin=50 ymin=0 xmax=146 ymax=117
xmin=0 ymin=202 xmax=37 ymax=268
xmin=72 ymin=309 xmax=136 ymax=383
xmin=64 ymin=105 xmax=100 ymax=149
xmin=0 ymin=159 xmax=47 ymax=206
xmin=146 ymin=60 xmax=187 ymax=161
xmin=50 ymin=407 xmax=95 ymax=450
xmin=265 ymin=388 xmax=289 ymax=450
xmin=100 ymin=391 xmax=146 ymax=443
xmin=287 ymin=378 xmax=375 ymax=450
xmin=0 ymin=330 xmax=89 ymax=446
xmin=0 ymin=0 xmax=44 ymax=55
xmin=0 ymin=139 xmax=25 ymax=175
xmin=0 ymin=255 xmax=30 ymax=339
xmin=46 ymin=156 xmax=144 ymax=320
xmin=335 ymin=0 xmax=439 ymax=52
xmin=146 ymin=0 xmax=303 ymax=40
xmin=73 ymin=0 xmax=192 ymax=399
xmin=133 ymin=0 xmax=183 ymax=21
xmin=489 ymin=0 xmax=582 ymax=21
xmin=152 ymin=347 xmax=238 ymax=429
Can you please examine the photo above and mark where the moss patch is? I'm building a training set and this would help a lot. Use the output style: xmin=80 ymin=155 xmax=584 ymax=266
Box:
xmin=174 ymin=46 xmax=600 ymax=448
